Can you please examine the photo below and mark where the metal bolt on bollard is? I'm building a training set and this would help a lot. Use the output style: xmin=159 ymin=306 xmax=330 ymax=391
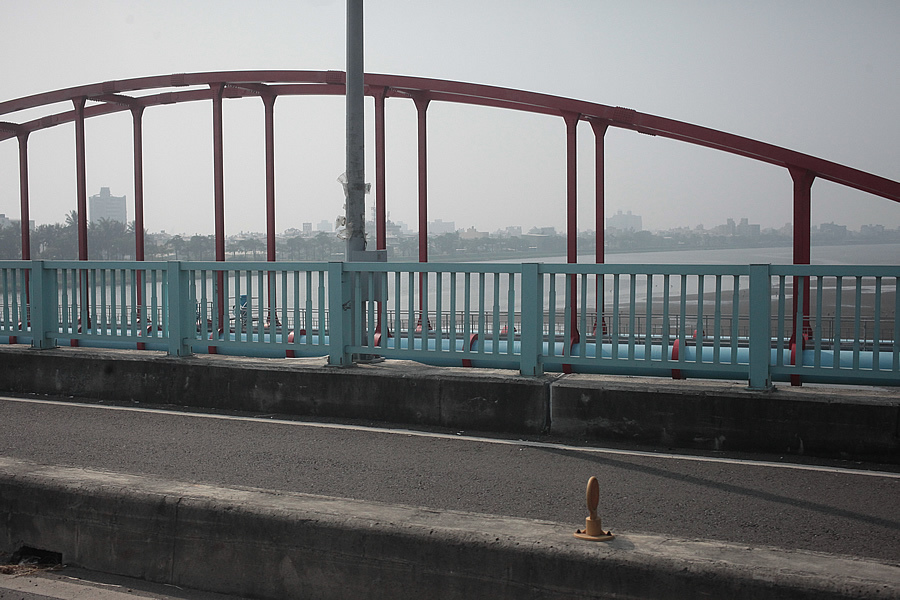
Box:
xmin=574 ymin=476 xmax=614 ymax=541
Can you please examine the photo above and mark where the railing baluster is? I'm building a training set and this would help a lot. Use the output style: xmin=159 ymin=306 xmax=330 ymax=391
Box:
xmin=492 ymin=272 xmax=500 ymax=355
xmin=853 ymin=277 xmax=862 ymax=370
xmin=611 ymin=274 xmax=620 ymax=360
xmin=317 ymin=269 xmax=326 ymax=342
xmin=793 ymin=275 xmax=805 ymax=378
xmin=449 ymin=273 xmax=457 ymax=352
xmin=547 ymin=273 xmax=556 ymax=357
xmin=463 ymin=272 xmax=472 ymax=356
xmin=579 ymin=273 xmax=587 ymax=359
xmin=695 ymin=274 xmax=705 ymax=366
xmin=893 ymin=276 xmax=899 ymax=372
xmin=776 ymin=276 xmax=786 ymax=367
xmin=391 ymin=271 xmax=400 ymax=350
xmin=99 ymin=269 xmax=108 ymax=335
xmin=645 ymin=273 xmax=653 ymax=362
xmin=713 ymin=275 xmax=722 ymax=364
xmin=151 ymin=269 xmax=160 ymax=341
xmin=678 ymin=274 xmax=687 ymax=368
xmin=873 ymin=277 xmax=881 ymax=372
xmin=435 ymin=271 xmax=443 ymax=353
xmin=407 ymin=270 xmax=415 ymax=350
xmin=814 ymin=276 xmax=823 ymax=367
xmin=508 ymin=271 xmax=517 ymax=356
xmin=730 ymin=275 xmax=740 ymax=366
xmin=563 ymin=274 xmax=572 ymax=358
xmin=662 ymin=273 xmax=670 ymax=363
xmin=256 ymin=269 xmax=265 ymax=344
xmin=478 ymin=272 xmax=486 ymax=354
xmin=833 ymin=276 xmax=842 ymax=370
xmin=302 ymin=271 xmax=311 ymax=346
xmin=627 ymin=274 xmax=636 ymax=361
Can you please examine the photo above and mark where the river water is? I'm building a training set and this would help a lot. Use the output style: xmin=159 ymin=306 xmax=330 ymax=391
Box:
xmin=61 ymin=244 xmax=897 ymax=327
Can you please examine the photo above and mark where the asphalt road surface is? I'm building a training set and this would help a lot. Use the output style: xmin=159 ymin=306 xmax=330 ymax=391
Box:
xmin=1 ymin=394 xmax=897 ymax=563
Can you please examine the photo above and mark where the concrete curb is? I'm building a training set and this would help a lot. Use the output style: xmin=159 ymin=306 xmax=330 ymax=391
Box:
xmin=2 ymin=457 xmax=898 ymax=600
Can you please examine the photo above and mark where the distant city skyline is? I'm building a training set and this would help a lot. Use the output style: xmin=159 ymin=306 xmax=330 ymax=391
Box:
xmin=9 ymin=199 xmax=894 ymax=240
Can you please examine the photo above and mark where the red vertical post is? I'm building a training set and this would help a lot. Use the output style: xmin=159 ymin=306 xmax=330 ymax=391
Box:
xmin=73 ymin=97 xmax=89 ymax=344
xmin=17 ymin=133 xmax=31 ymax=261
xmin=131 ymin=106 xmax=146 ymax=350
xmin=73 ymin=97 xmax=88 ymax=260
xmin=374 ymin=87 xmax=388 ymax=336
xmin=17 ymin=132 xmax=31 ymax=325
xmin=590 ymin=120 xmax=608 ymax=265
xmin=263 ymin=94 xmax=277 ymax=261
xmin=414 ymin=95 xmax=430 ymax=265
xmin=212 ymin=84 xmax=226 ymax=262
xmin=790 ymin=167 xmax=814 ymax=338
xmin=262 ymin=94 xmax=277 ymax=326
xmin=591 ymin=119 xmax=609 ymax=337
xmin=131 ymin=106 xmax=146 ymax=262
xmin=211 ymin=84 xmax=226 ymax=331
xmin=789 ymin=167 xmax=814 ymax=385
xmin=374 ymin=88 xmax=387 ymax=251
xmin=563 ymin=112 xmax=580 ymax=345
xmin=414 ymin=95 xmax=430 ymax=321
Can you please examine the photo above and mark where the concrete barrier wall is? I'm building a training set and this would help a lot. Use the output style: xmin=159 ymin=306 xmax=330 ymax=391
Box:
xmin=0 ymin=346 xmax=897 ymax=462
xmin=0 ymin=347 xmax=551 ymax=435
xmin=550 ymin=374 xmax=900 ymax=461
xmin=3 ymin=457 xmax=897 ymax=600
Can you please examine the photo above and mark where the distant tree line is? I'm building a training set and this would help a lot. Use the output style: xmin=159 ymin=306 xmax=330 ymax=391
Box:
xmin=1 ymin=215 xmax=896 ymax=262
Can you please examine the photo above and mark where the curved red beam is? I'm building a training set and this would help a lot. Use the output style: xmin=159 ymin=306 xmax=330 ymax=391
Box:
xmin=0 ymin=70 xmax=897 ymax=204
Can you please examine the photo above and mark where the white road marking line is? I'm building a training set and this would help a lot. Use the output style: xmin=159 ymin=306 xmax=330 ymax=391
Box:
xmin=3 ymin=395 xmax=899 ymax=479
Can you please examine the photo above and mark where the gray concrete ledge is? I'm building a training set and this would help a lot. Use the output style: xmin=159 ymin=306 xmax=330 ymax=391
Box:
xmin=0 ymin=346 xmax=898 ymax=462
xmin=0 ymin=346 xmax=553 ymax=435
xmin=2 ymin=457 xmax=898 ymax=600
xmin=551 ymin=374 xmax=900 ymax=461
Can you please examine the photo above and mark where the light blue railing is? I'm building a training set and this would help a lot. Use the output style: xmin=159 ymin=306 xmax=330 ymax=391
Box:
xmin=1 ymin=260 xmax=897 ymax=388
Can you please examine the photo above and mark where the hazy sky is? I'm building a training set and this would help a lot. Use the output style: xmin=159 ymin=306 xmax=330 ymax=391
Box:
xmin=1 ymin=0 xmax=898 ymax=237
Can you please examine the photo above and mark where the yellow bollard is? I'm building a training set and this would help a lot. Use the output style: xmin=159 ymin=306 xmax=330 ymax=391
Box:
xmin=574 ymin=476 xmax=614 ymax=541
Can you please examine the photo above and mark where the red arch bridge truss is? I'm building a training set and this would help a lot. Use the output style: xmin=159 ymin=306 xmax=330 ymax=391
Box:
xmin=1 ymin=70 xmax=899 ymax=332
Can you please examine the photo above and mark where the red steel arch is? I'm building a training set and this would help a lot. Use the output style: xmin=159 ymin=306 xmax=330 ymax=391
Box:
xmin=2 ymin=69 xmax=898 ymax=269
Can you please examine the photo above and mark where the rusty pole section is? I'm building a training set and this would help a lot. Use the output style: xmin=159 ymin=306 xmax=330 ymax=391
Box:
xmin=263 ymin=94 xmax=277 ymax=262
xmin=790 ymin=167 xmax=815 ymax=339
xmin=131 ymin=106 xmax=145 ymax=262
xmin=591 ymin=119 xmax=609 ymax=336
xmin=414 ymin=95 xmax=430 ymax=266
xmin=73 ymin=97 xmax=88 ymax=260
xmin=131 ymin=105 xmax=146 ymax=349
xmin=563 ymin=112 xmax=579 ymax=344
xmin=345 ymin=0 xmax=366 ymax=259
xmin=17 ymin=132 xmax=30 ymax=260
xmin=591 ymin=120 xmax=608 ymax=266
xmin=17 ymin=132 xmax=31 ymax=314
xmin=211 ymin=83 xmax=226 ymax=330
xmin=414 ymin=95 xmax=430 ymax=316
xmin=263 ymin=93 xmax=277 ymax=324
xmin=373 ymin=87 xmax=387 ymax=251
xmin=373 ymin=86 xmax=388 ymax=335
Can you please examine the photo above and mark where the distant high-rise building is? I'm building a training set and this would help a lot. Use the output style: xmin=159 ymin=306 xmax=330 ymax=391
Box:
xmin=607 ymin=210 xmax=642 ymax=232
xmin=429 ymin=219 xmax=456 ymax=234
xmin=89 ymin=187 xmax=127 ymax=224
